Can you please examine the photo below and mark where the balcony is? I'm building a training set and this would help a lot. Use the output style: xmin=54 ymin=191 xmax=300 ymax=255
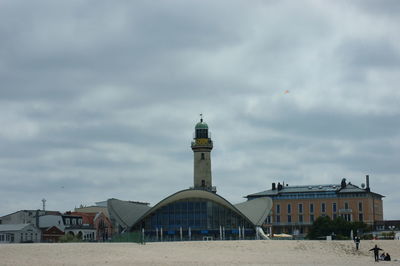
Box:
xmin=338 ymin=209 xmax=352 ymax=213
xmin=191 ymin=139 xmax=213 ymax=148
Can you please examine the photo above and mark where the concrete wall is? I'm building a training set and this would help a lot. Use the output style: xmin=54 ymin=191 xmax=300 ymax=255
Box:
xmin=1 ymin=211 xmax=38 ymax=226
xmin=193 ymin=150 xmax=212 ymax=188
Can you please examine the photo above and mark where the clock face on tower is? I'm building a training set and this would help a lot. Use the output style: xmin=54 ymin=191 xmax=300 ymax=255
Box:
xmin=196 ymin=138 xmax=208 ymax=145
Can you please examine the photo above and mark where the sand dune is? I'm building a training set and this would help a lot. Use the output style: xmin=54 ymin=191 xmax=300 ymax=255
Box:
xmin=1 ymin=240 xmax=399 ymax=266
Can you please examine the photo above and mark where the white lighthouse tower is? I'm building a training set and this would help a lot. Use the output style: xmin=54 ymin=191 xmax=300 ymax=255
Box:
xmin=191 ymin=115 xmax=215 ymax=192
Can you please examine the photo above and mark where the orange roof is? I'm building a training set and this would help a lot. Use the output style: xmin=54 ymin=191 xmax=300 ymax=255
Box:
xmin=71 ymin=212 xmax=96 ymax=225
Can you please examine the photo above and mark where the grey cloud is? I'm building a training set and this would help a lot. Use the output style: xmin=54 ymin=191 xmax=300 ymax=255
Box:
xmin=338 ymin=39 xmax=400 ymax=69
xmin=351 ymin=0 xmax=400 ymax=17
xmin=1 ymin=0 xmax=399 ymax=219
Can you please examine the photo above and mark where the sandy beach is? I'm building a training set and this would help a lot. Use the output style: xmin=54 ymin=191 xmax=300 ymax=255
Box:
xmin=1 ymin=240 xmax=399 ymax=266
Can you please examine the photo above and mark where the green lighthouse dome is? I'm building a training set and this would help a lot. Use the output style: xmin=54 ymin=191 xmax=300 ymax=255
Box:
xmin=195 ymin=120 xmax=208 ymax=129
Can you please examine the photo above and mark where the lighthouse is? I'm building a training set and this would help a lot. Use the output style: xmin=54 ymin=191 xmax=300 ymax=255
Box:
xmin=191 ymin=115 xmax=215 ymax=192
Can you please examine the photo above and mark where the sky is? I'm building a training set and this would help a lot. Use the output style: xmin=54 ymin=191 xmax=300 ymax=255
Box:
xmin=0 ymin=0 xmax=399 ymax=219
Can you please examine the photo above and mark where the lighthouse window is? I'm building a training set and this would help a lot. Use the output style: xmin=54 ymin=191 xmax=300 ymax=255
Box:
xmin=196 ymin=129 xmax=208 ymax=138
xmin=201 ymin=153 xmax=205 ymax=160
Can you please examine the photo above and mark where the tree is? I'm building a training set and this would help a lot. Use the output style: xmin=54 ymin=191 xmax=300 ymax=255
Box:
xmin=307 ymin=216 xmax=333 ymax=239
xmin=307 ymin=216 xmax=369 ymax=240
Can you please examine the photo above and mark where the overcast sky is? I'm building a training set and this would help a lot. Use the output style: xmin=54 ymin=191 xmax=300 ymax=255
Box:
xmin=1 ymin=0 xmax=399 ymax=219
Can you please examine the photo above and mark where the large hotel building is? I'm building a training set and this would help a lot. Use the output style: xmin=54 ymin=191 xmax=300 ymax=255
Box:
xmin=246 ymin=176 xmax=384 ymax=236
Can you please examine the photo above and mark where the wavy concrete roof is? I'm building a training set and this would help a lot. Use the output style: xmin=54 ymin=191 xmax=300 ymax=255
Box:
xmin=130 ymin=189 xmax=272 ymax=229
xmin=234 ymin=197 xmax=272 ymax=226
xmin=107 ymin=198 xmax=151 ymax=230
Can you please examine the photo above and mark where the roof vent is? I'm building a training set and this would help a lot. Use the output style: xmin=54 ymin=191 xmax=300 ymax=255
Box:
xmin=319 ymin=185 xmax=323 ymax=189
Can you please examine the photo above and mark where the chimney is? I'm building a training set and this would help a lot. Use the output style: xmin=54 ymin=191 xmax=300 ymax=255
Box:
xmin=366 ymin=175 xmax=370 ymax=192
xmin=272 ymin=183 xmax=276 ymax=190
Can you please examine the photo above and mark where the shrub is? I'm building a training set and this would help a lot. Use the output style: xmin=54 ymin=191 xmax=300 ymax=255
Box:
xmin=59 ymin=234 xmax=82 ymax=243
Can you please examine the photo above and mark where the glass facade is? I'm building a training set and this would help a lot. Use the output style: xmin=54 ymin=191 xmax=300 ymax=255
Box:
xmin=135 ymin=198 xmax=254 ymax=240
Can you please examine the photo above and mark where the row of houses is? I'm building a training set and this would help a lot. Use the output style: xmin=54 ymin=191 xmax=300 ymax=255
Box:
xmin=0 ymin=204 xmax=113 ymax=243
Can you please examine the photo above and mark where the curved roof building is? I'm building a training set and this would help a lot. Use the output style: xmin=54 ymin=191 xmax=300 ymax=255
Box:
xmin=110 ymin=116 xmax=272 ymax=241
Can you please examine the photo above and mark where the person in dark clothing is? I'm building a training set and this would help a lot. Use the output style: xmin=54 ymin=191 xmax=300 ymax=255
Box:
xmin=384 ymin=253 xmax=391 ymax=261
xmin=369 ymin=245 xmax=383 ymax=262
xmin=354 ymin=236 xmax=360 ymax=250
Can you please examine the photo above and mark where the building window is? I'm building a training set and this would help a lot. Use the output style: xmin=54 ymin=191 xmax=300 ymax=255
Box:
xmin=78 ymin=219 xmax=82 ymax=225
xmin=332 ymin=203 xmax=337 ymax=213
xmin=341 ymin=214 xmax=352 ymax=222
xmin=276 ymin=215 xmax=280 ymax=223
xmin=359 ymin=213 xmax=364 ymax=222
xmin=310 ymin=215 xmax=314 ymax=222
xmin=358 ymin=202 xmax=363 ymax=212
xmin=321 ymin=203 xmax=326 ymax=213
xmin=276 ymin=204 xmax=280 ymax=214
xmin=201 ymin=153 xmax=205 ymax=160
xmin=66 ymin=218 xmax=70 ymax=225
xmin=288 ymin=215 xmax=292 ymax=223
xmin=299 ymin=215 xmax=303 ymax=223
xmin=344 ymin=202 xmax=349 ymax=210
xmin=266 ymin=216 xmax=271 ymax=224
xmin=333 ymin=214 xmax=337 ymax=219
xmin=287 ymin=204 xmax=291 ymax=214
xmin=310 ymin=203 xmax=314 ymax=213
xmin=72 ymin=219 xmax=76 ymax=225
xmin=298 ymin=203 xmax=303 ymax=214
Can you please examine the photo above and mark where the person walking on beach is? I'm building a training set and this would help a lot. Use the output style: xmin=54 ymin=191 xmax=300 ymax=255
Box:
xmin=354 ymin=236 xmax=360 ymax=250
xmin=369 ymin=245 xmax=383 ymax=262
